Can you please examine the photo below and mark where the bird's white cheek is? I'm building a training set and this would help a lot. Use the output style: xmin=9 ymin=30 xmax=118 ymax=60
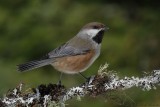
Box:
xmin=86 ymin=29 xmax=100 ymax=38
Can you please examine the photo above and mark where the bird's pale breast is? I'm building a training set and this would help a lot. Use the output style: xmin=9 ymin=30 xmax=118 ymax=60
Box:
xmin=51 ymin=50 xmax=95 ymax=74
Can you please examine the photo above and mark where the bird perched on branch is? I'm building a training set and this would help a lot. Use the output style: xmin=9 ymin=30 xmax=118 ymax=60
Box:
xmin=17 ymin=22 xmax=108 ymax=76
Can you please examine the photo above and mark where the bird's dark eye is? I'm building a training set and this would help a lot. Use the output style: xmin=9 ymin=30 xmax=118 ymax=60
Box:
xmin=93 ymin=26 xmax=98 ymax=29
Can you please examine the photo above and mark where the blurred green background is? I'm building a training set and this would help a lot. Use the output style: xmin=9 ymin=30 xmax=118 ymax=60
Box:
xmin=0 ymin=0 xmax=160 ymax=107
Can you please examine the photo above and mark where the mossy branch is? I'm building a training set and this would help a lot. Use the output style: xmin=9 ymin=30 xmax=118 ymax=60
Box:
xmin=0 ymin=64 xmax=160 ymax=107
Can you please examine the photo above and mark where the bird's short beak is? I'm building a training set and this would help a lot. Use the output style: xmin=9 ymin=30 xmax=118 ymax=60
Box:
xmin=105 ymin=26 xmax=109 ymax=31
xmin=101 ymin=26 xmax=109 ymax=31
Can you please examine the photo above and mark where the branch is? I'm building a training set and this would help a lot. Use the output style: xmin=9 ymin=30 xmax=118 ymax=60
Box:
xmin=1 ymin=63 xmax=160 ymax=107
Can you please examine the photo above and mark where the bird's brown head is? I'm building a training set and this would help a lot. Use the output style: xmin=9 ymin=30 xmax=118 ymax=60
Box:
xmin=79 ymin=22 xmax=108 ymax=44
xmin=82 ymin=22 xmax=106 ymax=30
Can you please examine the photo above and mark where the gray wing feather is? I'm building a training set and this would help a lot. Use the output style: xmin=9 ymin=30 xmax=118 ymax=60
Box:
xmin=48 ymin=43 xmax=90 ymax=58
xmin=17 ymin=36 xmax=91 ymax=72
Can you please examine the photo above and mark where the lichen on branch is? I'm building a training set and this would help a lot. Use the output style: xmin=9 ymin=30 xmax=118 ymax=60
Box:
xmin=1 ymin=64 xmax=160 ymax=107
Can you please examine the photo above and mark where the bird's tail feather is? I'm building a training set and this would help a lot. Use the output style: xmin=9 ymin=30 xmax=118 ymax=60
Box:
xmin=17 ymin=59 xmax=53 ymax=72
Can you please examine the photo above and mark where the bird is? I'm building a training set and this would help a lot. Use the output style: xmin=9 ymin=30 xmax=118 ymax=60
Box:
xmin=17 ymin=22 xmax=107 ymax=75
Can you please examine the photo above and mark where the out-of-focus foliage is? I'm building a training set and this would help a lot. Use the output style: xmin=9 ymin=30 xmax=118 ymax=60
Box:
xmin=0 ymin=0 xmax=160 ymax=107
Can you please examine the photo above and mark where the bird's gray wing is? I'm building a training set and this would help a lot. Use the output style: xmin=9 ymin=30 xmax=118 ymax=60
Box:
xmin=17 ymin=43 xmax=89 ymax=72
xmin=46 ymin=43 xmax=90 ymax=59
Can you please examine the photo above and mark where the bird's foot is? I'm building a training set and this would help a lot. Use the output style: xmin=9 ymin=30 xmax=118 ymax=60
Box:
xmin=57 ymin=80 xmax=62 ymax=86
